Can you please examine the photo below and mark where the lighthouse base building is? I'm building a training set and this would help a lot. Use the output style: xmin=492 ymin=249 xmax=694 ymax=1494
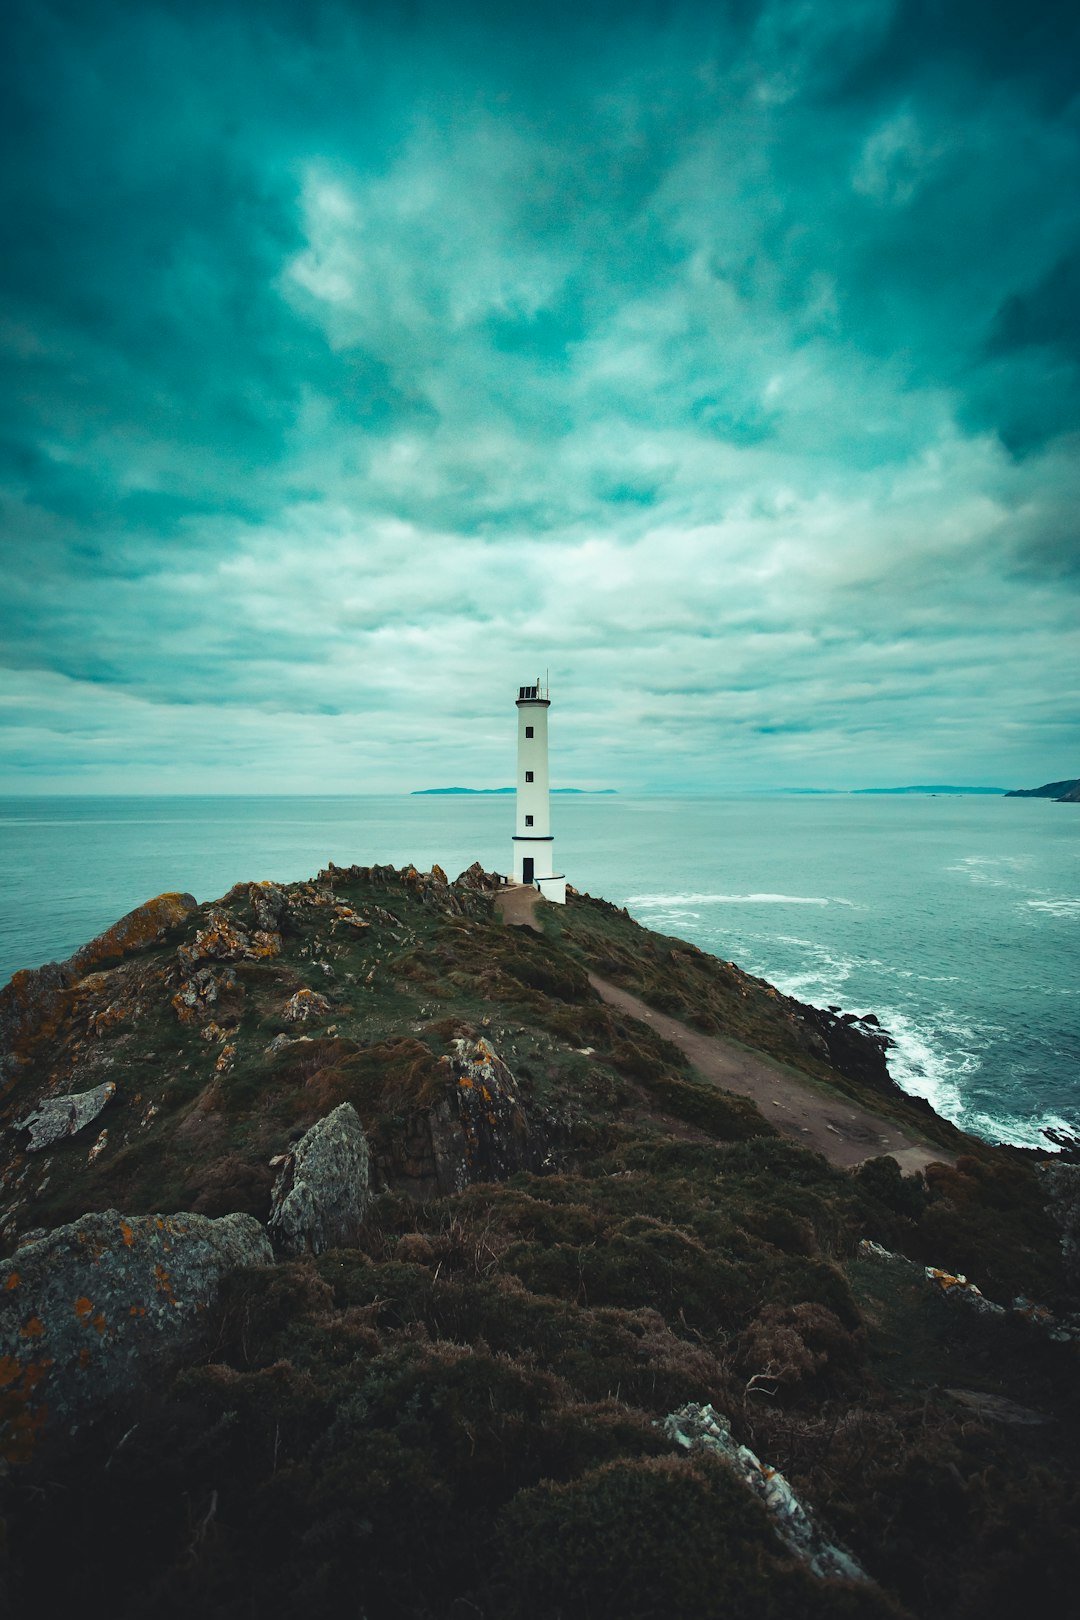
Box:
xmin=512 ymin=681 xmax=566 ymax=905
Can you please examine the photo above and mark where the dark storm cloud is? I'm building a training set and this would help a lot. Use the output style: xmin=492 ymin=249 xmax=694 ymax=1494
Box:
xmin=1 ymin=0 xmax=1078 ymax=790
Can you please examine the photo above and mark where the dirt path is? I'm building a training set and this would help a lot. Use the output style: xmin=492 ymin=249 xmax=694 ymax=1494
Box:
xmin=588 ymin=974 xmax=953 ymax=1174
xmin=493 ymin=885 xmax=950 ymax=1172
xmin=495 ymin=884 xmax=544 ymax=931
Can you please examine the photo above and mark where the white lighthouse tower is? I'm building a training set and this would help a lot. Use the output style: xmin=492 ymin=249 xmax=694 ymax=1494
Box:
xmin=512 ymin=677 xmax=566 ymax=904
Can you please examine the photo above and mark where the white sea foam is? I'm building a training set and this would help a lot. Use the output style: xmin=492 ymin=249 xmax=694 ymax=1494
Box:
xmin=1026 ymin=898 xmax=1080 ymax=917
xmin=963 ymin=1107 xmax=1080 ymax=1152
xmin=867 ymin=1007 xmax=979 ymax=1125
xmin=947 ymin=854 xmax=1034 ymax=885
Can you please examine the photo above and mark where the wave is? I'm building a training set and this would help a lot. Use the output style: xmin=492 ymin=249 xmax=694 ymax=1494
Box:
xmin=947 ymin=855 xmax=1034 ymax=885
xmin=870 ymin=1007 xmax=979 ymax=1126
xmin=962 ymin=1106 xmax=1080 ymax=1152
xmin=1026 ymin=898 xmax=1080 ymax=917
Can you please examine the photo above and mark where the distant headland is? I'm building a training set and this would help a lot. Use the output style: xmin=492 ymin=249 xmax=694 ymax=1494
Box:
xmin=1004 ymin=777 xmax=1080 ymax=803
xmin=851 ymin=785 xmax=1006 ymax=796
xmin=412 ymin=786 xmax=618 ymax=795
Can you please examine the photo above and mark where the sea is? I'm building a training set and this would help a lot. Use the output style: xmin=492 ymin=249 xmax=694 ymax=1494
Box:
xmin=0 ymin=794 xmax=1077 ymax=1151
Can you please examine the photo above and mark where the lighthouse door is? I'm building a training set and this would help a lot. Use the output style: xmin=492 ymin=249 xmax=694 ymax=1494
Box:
xmin=522 ymin=857 xmax=535 ymax=885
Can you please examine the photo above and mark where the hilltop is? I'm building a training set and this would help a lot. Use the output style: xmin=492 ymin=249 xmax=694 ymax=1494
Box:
xmin=1 ymin=864 xmax=1077 ymax=1619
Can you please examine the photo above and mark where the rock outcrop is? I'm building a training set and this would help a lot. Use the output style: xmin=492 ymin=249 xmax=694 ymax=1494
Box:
xmin=0 ymin=1208 xmax=272 ymax=1461
xmin=267 ymin=1103 xmax=371 ymax=1256
xmin=282 ymin=987 xmax=333 ymax=1024
xmin=455 ymin=860 xmax=506 ymax=892
xmin=791 ymin=1000 xmax=897 ymax=1094
xmin=427 ymin=1037 xmax=541 ymax=1195
xmin=15 ymin=1078 xmax=116 ymax=1151
xmin=0 ymin=892 xmax=198 ymax=1085
xmin=664 ymin=1402 xmax=869 ymax=1584
xmin=68 ymin=892 xmax=199 ymax=977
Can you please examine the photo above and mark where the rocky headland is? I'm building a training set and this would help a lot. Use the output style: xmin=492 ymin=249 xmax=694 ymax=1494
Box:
xmin=1004 ymin=777 xmax=1080 ymax=802
xmin=1 ymin=863 xmax=1077 ymax=1619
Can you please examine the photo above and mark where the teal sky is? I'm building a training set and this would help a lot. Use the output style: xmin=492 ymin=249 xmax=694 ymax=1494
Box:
xmin=1 ymin=0 xmax=1078 ymax=793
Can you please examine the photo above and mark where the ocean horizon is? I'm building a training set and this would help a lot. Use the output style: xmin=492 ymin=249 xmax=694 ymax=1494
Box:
xmin=1 ymin=792 xmax=1076 ymax=1152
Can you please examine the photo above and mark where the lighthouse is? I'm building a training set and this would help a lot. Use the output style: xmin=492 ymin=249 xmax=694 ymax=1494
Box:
xmin=512 ymin=678 xmax=566 ymax=904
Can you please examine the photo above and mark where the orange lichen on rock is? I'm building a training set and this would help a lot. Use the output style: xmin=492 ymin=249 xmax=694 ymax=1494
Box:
xmin=5 ymin=1272 xmax=18 ymax=1291
xmin=119 ymin=1221 xmax=134 ymax=1247
xmin=74 ymin=1296 xmax=93 ymax=1321
xmin=20 ymin=1316 xmax=44 ymax=1339
xmin=176 ymin=911 xmax=252 ymax=969
xmin=69 ymin=892 xmax=198 ymax=976
xmin=283 ymin=987 xmax=332 ymax=1024
xmin=89 ymin=1000 xmax=128 ymax=1036
xmin=153 ymin=1264 xmax=177 ymax=1306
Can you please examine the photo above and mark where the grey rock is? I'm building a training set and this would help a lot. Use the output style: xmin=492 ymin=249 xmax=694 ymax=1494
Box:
xmin=265 ymin=1032 xmax=313 ymax=1056
xmin=0 ymin=1208 xmax=272 ymax=1456
xmin=924 ymin=1265 xmax=1006 ymax=1314
xmin=250 ymin=881 xmax=289 ymax=933
xmin=428 ymin=1038 xmax=540 ymax=1195
xmin=664 ymin=1402 xmax=869 ymax=1584
xmin=282 ymin=987 xmax=332 ymax=1024
xmin=15 ymin=1078 xmax=117 ymax=1152
xmin=268 ymin=1102 xmax=371 ymax=1256
xmin=454 ymin=861 xmax=504 ymax=892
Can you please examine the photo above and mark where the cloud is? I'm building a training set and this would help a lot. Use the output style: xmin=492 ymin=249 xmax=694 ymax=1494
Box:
xmin=1 ymin=0 xmax=1078 ymax=793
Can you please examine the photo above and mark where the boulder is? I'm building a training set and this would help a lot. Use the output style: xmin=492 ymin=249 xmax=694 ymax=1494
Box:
xmin=250 ymin=881 xmax=290 ymax=933
xmin=268 ymin=1103 xmax=371 ymax=1256
xmin=282 ymin=987 xmax=332 ymax=1024
xmin=176 ymin=910 xmax=252 ymax=969
xmin=171 ymin=963 xmax=239 ymax=1025
xmin=428 ymin=1038 xmax=540 ymax=1194
xmin=67 ymin=891 xmax=198 ymax=977
xmin=15 ymin=1078 xmax=117 ymax=1151
xmin=0 ymin=1208 xmax=271 ymax=1462
xmin=455 ymin=861 xmax=504 ymax=892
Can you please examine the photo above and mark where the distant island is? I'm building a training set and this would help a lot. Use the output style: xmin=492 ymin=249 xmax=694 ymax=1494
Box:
xmin=412 ymin=786 xmax=618 ymax=795
xmin=1004 ymin=777 xmax=1080 ymax=803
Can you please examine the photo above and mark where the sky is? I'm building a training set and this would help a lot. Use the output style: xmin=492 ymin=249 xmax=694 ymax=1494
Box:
xmin=1 ymin=0 xmax=1078 ymax=794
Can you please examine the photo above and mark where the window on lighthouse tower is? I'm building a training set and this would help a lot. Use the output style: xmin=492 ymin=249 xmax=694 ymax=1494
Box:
xmin=525 ymin=726 xmax=534 ymax=737
xmin=525 ymin=771 xmax=534 ymax=782
xmin=525 ymin=815 xmax=534 ymax=826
